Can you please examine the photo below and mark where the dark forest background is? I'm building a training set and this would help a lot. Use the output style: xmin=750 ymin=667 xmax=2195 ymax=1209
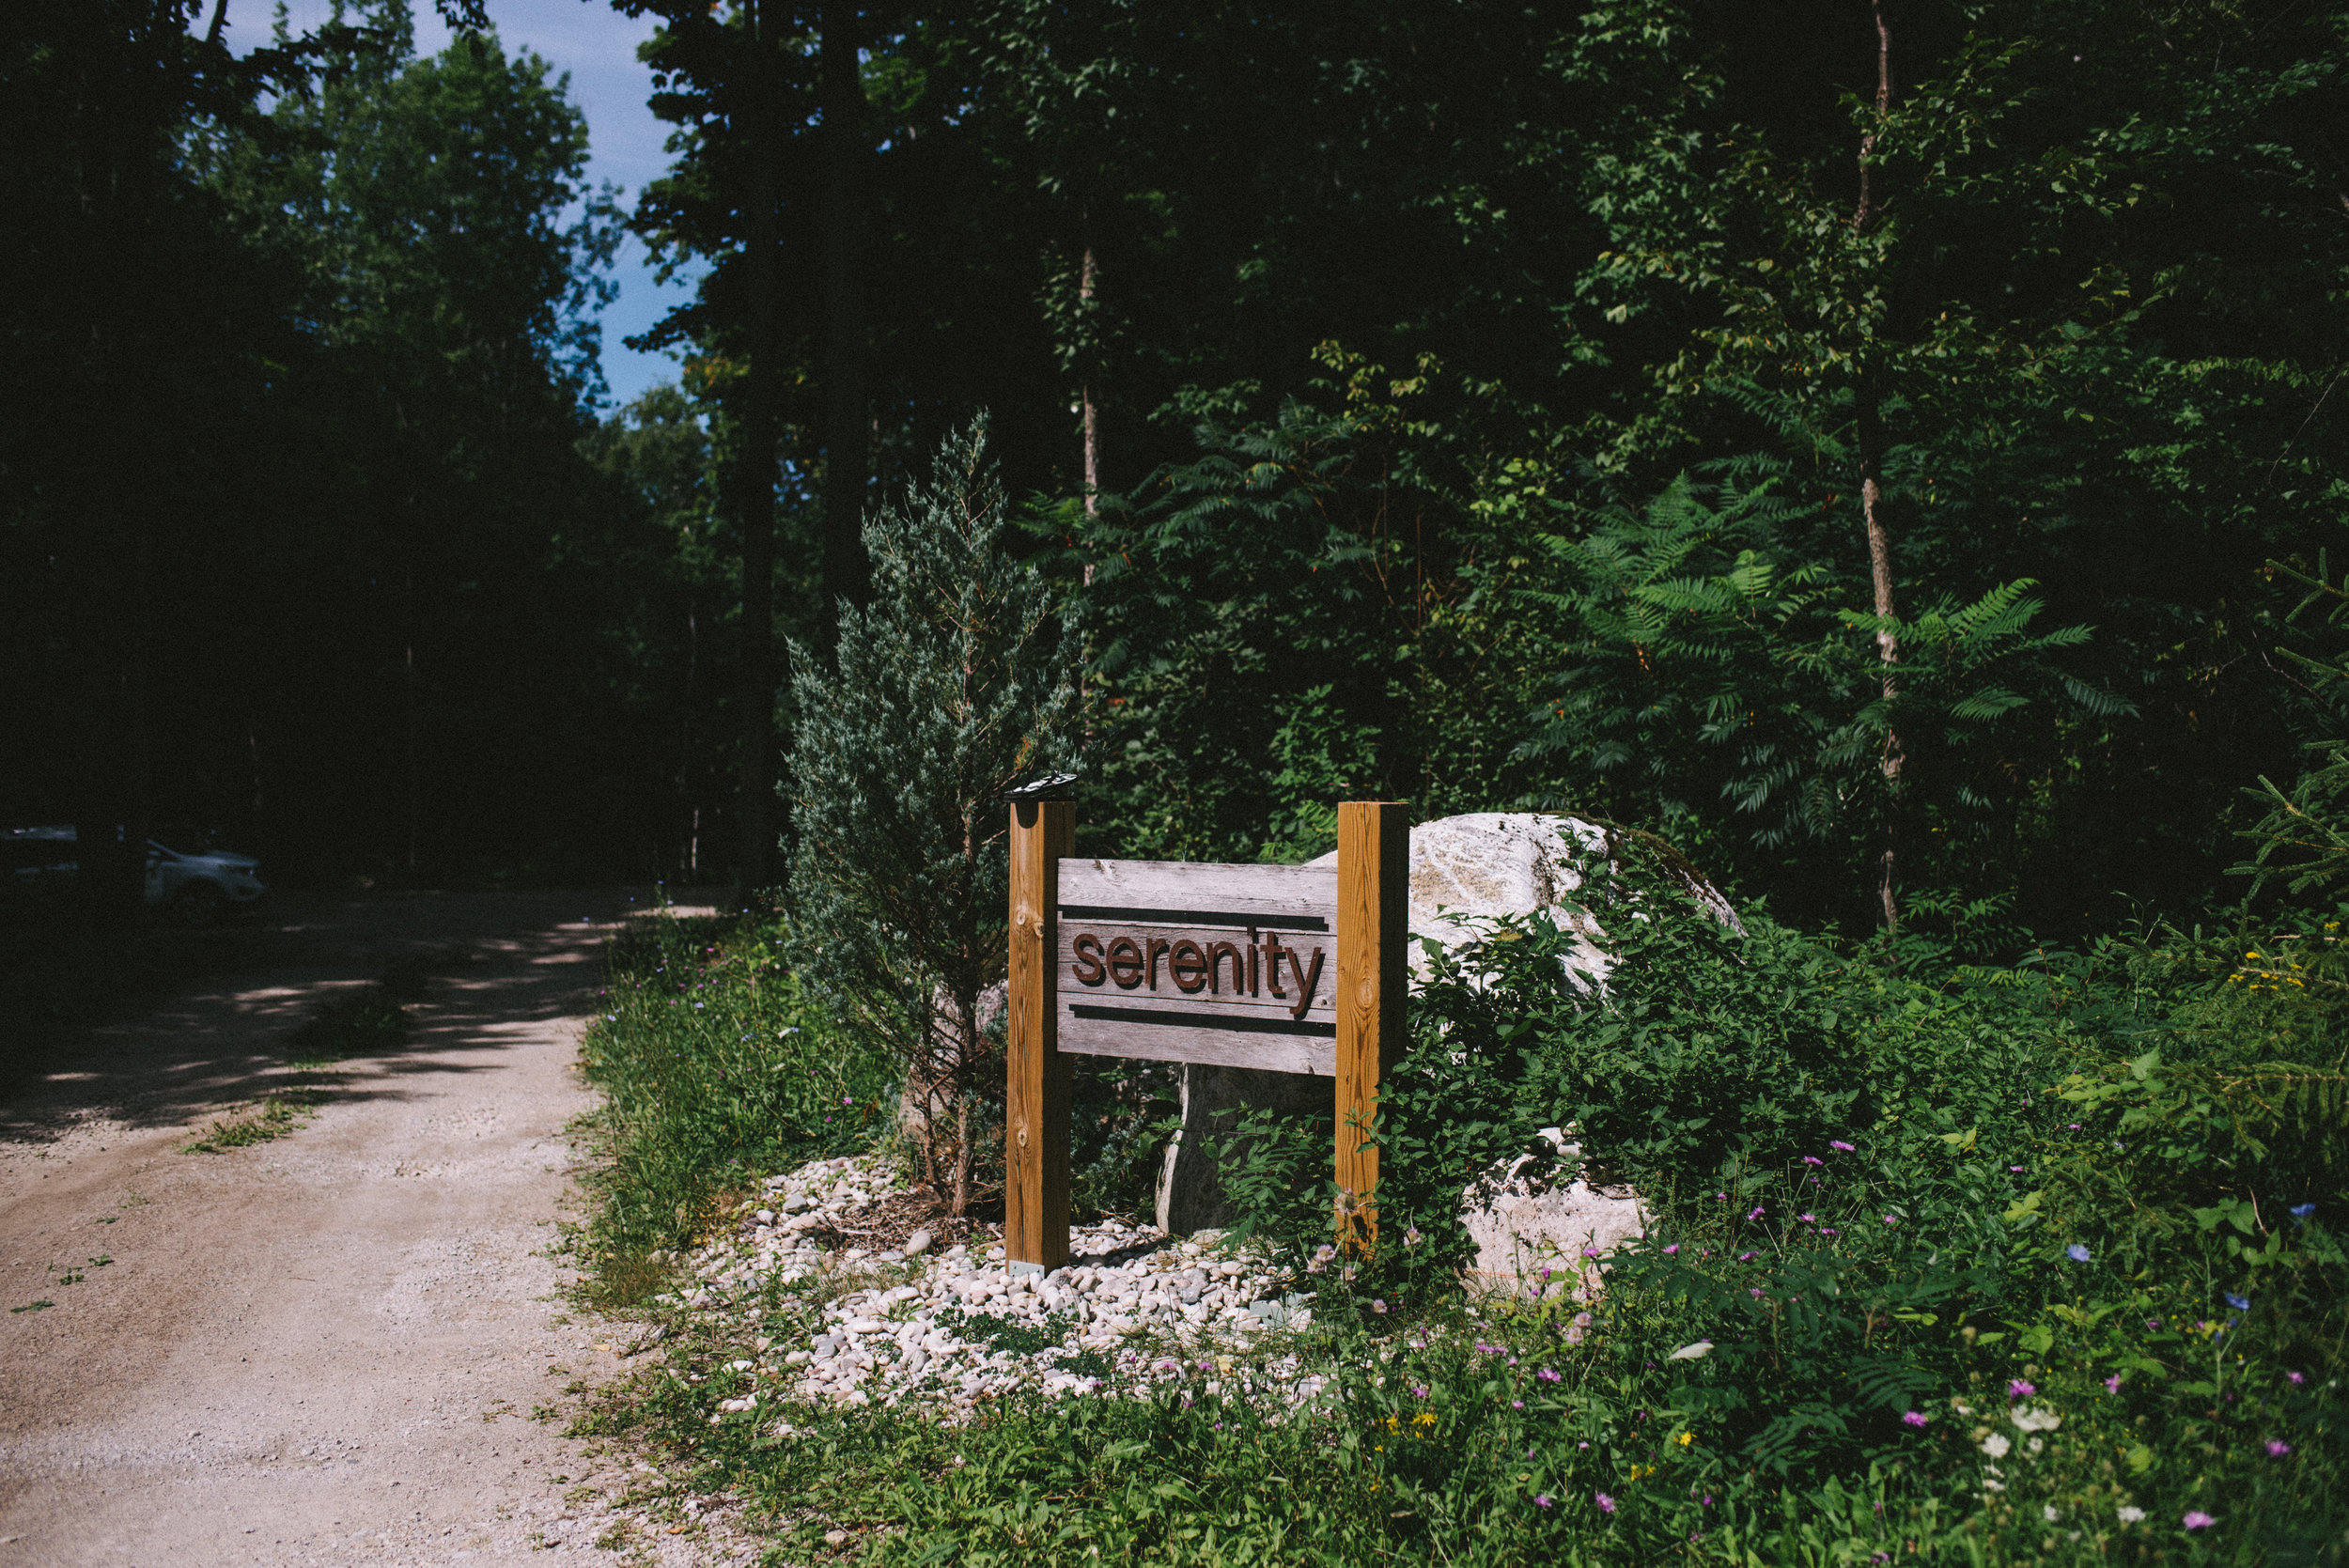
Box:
xmin=7 ymin=0 xmax=2347 ymax=957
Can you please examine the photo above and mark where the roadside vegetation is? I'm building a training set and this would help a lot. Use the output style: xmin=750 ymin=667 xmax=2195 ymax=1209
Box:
xmin=567 ymin=838 xmax=2349 ymax=1564
xmin=574 ymin=913 xmax=894 ymax=1305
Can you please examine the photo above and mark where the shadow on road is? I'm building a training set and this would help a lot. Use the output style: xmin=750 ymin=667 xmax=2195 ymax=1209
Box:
xmin=0 ymin=888 xmax=687 ymax=1148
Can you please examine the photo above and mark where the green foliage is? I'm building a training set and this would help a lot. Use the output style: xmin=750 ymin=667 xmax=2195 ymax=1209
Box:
xmin=2237 ymin=550 xmax=2349 ymax=904
xmin=567 ymin=383 xmax=745 ymax=877
xmin=786 ymin=417 xmax=1084 ymax=1212
xmin=577 ymin=913 xmax=891 ymax=1297
xmin=1514 ymin=472 xmax=2124 ymax=923
xmin=1056 ymin=388 xmax=1483 ymax=865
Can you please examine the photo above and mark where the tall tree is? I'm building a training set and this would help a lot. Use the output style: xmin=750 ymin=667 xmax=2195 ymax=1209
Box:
xmin=734 ymin=0 xmax=786 ymax=907
xmin=818 ymin=0 xmax=871 ymax=617
xmin=1853 ymin=0 xmax=1904 ymax=930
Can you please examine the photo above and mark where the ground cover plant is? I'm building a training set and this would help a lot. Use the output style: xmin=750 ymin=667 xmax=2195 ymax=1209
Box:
xmin=575 ymin=912 xmax=894 ymax=1302
xmin=568 ymin=839 xmax=2349 ymax=1564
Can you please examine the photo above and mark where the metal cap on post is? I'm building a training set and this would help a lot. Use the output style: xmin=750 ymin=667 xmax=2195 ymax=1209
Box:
xmin=1003 ymin=776 xmax=1075 ymax=1273
xmin=1334 ymin=800 xmax=1408 ymax=1253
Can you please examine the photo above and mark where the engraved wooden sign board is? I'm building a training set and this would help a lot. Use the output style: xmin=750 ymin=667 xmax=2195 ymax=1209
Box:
xmin=1055 ymin=859 xmax=1339 ymax=1078
xmin=1005 ymin=798 xmax=1408 ymax=1272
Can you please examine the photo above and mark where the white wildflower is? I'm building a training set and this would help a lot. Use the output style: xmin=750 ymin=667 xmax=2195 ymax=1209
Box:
xmin=2117 ymin=1506 xmax=2145 ymax=1524
xmin=1980 ymin=1433 xmax=2012 ymax=1458
xmin=1667 ymin=1341 xmax=1714 ymax=1361
xmin=2010 ymin=1405 xmax=2063 ymax=1433
xmin=2043 ymin=1505 xmax=2061 ymax=1523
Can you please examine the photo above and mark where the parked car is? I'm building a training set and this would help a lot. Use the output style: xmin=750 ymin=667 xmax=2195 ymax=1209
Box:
xmin=0 ymin=826 xmax=269 ymax=925
xmin=145 ymin=837 xmax=269 ymax=924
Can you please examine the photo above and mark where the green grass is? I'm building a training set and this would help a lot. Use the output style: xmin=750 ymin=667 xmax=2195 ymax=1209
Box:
xmin=181 ymin=1093 xmax=313 ymax=1152
xmin=574 ymin=912 xmax=894 ymax=1305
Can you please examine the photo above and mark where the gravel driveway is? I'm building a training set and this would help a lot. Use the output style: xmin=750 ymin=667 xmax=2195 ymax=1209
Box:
xmin=0 ymin=889 xmax=739 ymax=1568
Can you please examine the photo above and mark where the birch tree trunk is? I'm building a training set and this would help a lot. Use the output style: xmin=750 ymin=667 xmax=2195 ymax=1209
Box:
xmin=1853 ymin=0 xmax=1904 ymax=933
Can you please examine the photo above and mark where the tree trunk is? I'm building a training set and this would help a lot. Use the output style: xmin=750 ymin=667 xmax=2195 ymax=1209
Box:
xmin=819 ymin=0 xmax=870 ymax=627
xmin=736 ymin=0 xmax=783 ymax=909
xmin=1854 ymin=0 xmax=1903 ymax=933
xmin=1080 ymin=243 xmax=1100 ymax=520
xmin=951 ymin=1067 xmax=972 ymax=1219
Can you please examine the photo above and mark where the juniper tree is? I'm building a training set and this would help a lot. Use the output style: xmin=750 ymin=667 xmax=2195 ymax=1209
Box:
xmin=786 ymin=416 xmax=1083 ymax=1216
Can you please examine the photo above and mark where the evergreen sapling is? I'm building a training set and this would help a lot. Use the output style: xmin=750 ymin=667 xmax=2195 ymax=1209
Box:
xmin=786 ymin=417 xmax=1083 ymax=1216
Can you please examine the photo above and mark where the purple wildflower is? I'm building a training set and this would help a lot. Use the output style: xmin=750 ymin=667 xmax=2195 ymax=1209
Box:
xmin=2184 ymin=1512 xmax=2216 ymax=1530
xmin=1901 ymin=1411 xmax=1928 ymax=1427
xmin=1533 ymin=1494 xmax=1553 ymax=1509
xmin=1830 ymin=1140 xmax=1856 ymax=1152
xmin=2008 ymin=1380 xmax=2036 ymax=1398
xmin=1595 ymin=1492 xmax=1616 ymax=1514
xmin=2267 ymin=1440 xmax=2292 ymax=1458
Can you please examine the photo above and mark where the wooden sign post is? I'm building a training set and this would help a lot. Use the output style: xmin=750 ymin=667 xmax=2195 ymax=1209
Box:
xmin=1003 ymin=798 xmax=1408 ymax=1270
xmin=1005 ymin=797 xmax=1075 ymax=1272
xmin=1335 ymin=800 xmax=1408 ymax=1251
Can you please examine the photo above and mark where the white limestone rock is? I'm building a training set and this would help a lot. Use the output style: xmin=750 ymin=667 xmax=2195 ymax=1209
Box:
xmin=1161 ymin=813 xmax=1733 ymax=1234
xmin=1459 ymin=1127 xmax=1646 ymax=1296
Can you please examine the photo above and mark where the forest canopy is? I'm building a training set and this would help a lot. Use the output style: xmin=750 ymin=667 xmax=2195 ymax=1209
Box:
xmin=3 ymin=0 xmax=2344 ymax=955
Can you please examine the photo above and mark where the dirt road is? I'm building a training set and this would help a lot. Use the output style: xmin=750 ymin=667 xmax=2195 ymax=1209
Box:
xmin=0 ymin=890 xmax=725 ymax=1567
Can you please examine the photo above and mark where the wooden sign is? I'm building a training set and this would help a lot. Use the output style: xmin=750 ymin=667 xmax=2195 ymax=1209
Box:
xmin=1006 ymin=799 xmax=1408 ymax=1271
xmin=1055 ymin=858 xmax=1339 ymax=1077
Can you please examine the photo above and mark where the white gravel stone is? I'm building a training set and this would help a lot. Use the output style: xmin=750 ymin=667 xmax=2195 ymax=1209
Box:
xmin=669 ymin=1149 xmax=1314 ymax=1427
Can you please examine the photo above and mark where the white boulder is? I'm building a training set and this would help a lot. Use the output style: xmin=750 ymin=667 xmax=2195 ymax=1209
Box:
xmin=1458 ymin=1128 xmax=1646 ymax=1296
xmin=1301 ymin=809 xmax=1736 ymax=983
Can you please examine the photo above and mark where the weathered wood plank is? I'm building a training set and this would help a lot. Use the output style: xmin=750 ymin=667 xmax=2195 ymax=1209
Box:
xmin=1058 ymin=1001 xmax=1337 ymax=1077
xmin=1335 ymin=801 xmax=1409 ymax=1250
xmin=1005 ymin=800 xmax=1074 ymax=1271
xmin=1058 ymin=859 xmax=1336 ymax=929
xmin=1053 ymin=922 xmax=1335 ymax=1017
